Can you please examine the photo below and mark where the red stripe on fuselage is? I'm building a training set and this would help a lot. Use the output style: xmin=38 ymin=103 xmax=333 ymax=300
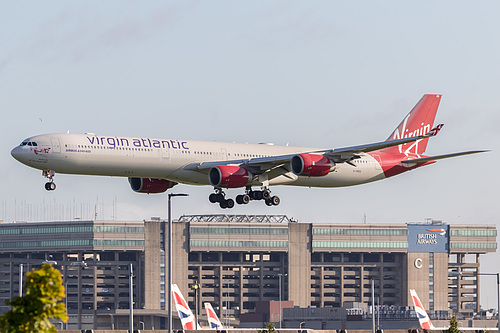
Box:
xmin=369 ymin=152 xmax=435 ymax=178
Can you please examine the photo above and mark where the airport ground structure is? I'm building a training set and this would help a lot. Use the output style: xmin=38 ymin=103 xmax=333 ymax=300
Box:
xmin=0 ymin=215 xmax=496 ymax=330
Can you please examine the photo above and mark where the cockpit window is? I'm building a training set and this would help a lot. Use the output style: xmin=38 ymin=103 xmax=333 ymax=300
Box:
xmin=20 ymin=141 xmax=37 ymax=146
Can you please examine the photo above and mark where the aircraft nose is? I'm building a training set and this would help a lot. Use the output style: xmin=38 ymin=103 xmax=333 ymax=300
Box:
xmin=11 ymin=146 xmax=23 ymax=162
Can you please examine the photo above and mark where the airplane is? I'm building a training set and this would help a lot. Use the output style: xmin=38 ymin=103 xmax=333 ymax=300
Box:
xmin=171 ymin=283 xmax=200 ymax=330
xmin=410 ymin=289 xmax=498 ymax=331
xmin=205 ymin=302 xmax=224 ymax=329
xmin=11 ymin=94 xmax=487 ymax=209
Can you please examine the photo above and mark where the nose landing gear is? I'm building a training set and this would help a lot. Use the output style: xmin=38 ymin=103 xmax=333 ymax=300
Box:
xmin=42 ymin=170 xmax=56 ymax=191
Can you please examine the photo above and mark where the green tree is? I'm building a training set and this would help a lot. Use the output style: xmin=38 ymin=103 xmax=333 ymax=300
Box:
xmin=259 ymin=322 xmax=277 ymax=333
xmin=447 ymin=315 xmax=461 ymax=333
xmin=0 ymin=264 xmax=68 ymax=333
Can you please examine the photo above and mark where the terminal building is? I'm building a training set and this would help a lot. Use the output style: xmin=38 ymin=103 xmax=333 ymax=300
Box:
xmin=0 ymin=215 xmax=496 ymax=330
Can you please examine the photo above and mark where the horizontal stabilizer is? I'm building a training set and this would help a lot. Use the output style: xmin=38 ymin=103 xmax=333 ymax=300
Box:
xmin=401 ymin=150 xmax=489 ymax=164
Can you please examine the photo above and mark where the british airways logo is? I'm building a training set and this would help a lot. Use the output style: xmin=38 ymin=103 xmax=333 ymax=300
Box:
xmin=416 ymin=229 xmax=446 ymax=245
xmin=426 ymin=228 xmax=446 ymax=236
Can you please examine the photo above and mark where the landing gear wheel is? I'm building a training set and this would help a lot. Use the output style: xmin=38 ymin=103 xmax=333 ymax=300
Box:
xmin=265 ymin=199 xmax=273 ymax=206
xmin=42 ymin=170 xmax=56 ymax=191
xmin=236 ymin=194 xmax=250 ymax=205
xmin=254 ymin=191 xmax=263 ymax=200
xmin=241 ymin=194 xmax=250 ymax=204
xmin=271 ymin=195 xmax=280 ymax=206
xmin=219 ymin=200 xmax=228 ymax=209
xmin=262 ymin=190 xmax=271 ymax=200
xmin=226 ymin=198 xmax=235 ymax=209
xmin=236 ymin=195 xmax=243 ymax=205
xmin=209 ymin=193 xmax=218 ymax=203
xmin=45 ymin=182 xmax=56 ymax=191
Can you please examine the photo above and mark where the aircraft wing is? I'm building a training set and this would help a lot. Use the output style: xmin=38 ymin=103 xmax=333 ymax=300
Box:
xmin=400 ymin=150 xmax=489 ymax=165
xmin=184 ymin=124 xmax=445 ymax=174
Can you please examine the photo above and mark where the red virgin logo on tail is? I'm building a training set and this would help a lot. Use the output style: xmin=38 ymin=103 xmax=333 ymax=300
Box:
xmin=392 ymin=115 xmax=431 ymax=157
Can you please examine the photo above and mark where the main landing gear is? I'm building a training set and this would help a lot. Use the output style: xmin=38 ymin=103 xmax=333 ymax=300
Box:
xmin=43 ymin=170 xmax=56 ymax=191
xmin=209 ymin=187 xmax=280 ymax=209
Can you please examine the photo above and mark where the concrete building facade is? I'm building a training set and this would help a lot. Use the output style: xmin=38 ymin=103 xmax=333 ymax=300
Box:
xmin=0 ymin=215 xmax=496 ymax=329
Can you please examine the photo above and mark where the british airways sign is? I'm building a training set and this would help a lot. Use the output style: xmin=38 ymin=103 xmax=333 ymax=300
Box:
xmin=407 ymin=224 xmax=449 ymax=253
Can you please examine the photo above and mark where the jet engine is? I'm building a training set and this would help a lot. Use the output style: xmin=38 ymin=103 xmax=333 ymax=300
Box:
xmin=291 ymin=154 xmax=333 ymax=177
xmin=128 ymin=177 xmax=177 ymax=194
xmin=209 ymin=166 xmax=252 ymax=188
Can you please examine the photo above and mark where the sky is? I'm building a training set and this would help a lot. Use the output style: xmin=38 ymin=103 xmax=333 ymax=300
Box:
xmin=1 ymin=1 xmax=499 ymax=309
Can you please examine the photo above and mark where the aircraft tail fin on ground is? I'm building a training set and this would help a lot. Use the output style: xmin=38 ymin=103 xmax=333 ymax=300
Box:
xmin=205 ymin=302 xmax=224 ymax=329
xmin=385 ymin=94 xmax=442 ymax=156
xmin=410 ymin=289 xmax=435 ymax=330
xmin=172 ymin=284 xmax=199 ymax=330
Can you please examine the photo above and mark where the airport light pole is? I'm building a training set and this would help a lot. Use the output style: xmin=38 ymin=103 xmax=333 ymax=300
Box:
xmin=191 ymin=281 xmax=200 ymax=328
xmin=278 ymin=273 xmax=282 ymax=329
xmin=477 ymin=272 xmax=500 ymax=331
xmin=19 ymin=264 xmax=23 ymax=297
xmin=371 ymin=278 xmax=375 ymax=333
xmin=168 ymin=193 xmax=189 ymax=333
xmin=130 ymin=263 xmax=134 ymax=333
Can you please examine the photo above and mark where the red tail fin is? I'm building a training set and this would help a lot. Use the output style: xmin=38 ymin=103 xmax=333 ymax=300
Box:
xmin=384 ymin=94 xmax=441 ymax=156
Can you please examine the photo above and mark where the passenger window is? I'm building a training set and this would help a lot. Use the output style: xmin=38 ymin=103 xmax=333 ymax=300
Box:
xmin=28 ymin=142 xmax=32 ymax=146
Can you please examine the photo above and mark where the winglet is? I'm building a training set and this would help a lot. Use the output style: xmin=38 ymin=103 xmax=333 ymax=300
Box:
xmin=425 ymin=124 xmax=444 ymax=137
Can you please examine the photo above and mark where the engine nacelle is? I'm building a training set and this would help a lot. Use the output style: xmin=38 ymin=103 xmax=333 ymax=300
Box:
xmin=209 ymin=166 xmax=252 ymax=188
xmin=128 ymin=177 xmax=177 ymax=194
xmin=291 ymin=154 xmax=333 ymax=177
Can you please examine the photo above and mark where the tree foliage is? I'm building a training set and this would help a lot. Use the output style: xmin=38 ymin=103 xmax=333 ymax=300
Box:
xmin=0 ymin=264 xmax=67 ymax=333
xmin=259 ymin=322 xmax=277 ymax=333
xmin=447 ymin=315 xmax=461 ymax=333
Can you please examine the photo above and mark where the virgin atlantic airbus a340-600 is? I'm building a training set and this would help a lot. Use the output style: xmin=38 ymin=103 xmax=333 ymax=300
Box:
xmin=11 ymin=94 xmax=487 ymax=208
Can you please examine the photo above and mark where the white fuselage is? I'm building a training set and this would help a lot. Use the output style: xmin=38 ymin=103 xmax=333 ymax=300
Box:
xmin=11 ymin=133 xmax=387 ymax=188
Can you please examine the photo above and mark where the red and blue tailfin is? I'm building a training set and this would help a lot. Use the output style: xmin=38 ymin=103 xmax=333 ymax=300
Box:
xmin=172 ymin=284 xmax=199 ymax=330
xmin=205 ymin=302 xmax=224 ymax=329
xmin=410 ymin=289 xmax=435 ymax=330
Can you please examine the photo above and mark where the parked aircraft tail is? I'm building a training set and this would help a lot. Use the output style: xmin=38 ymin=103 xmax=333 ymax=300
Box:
xmin=172 ymin=284 xmax=200 ymax=330
xmin=205 ymin=302 xmax=224 ymax=329
xmin=410 ymin=289 xmax=436 ymax=330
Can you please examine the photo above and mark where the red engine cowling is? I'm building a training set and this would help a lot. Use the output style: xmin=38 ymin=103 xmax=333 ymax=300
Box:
xmin=209 ymin=166 xmax=252 ymax=188
xmin=128 ymin=178 xmax=177 ymax=194
xmin=291 ymin=154 xmax=333 ymax=177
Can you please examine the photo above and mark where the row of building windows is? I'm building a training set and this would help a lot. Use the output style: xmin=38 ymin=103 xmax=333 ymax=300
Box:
xmin=450 ymin=242 xmax=497 ymax=249
xmin=190 ymin=240 xmax=288 ymax=248
xmin=0 ymin=225 xmax=144 ymax=235
xmin=450 ymin=229 xmax=497 ymax=237
xmin=93 ymin=240 xmax=145 ymax=246
xmin=190 ymin=227 xmax=288 ymax=235
xmin=313 ymin=228 xmax=407 ymax=236
xmin=0 ymin=226 xmax=93 ymax=235
xmin=0 ymin=239 xmax=145 ymax=249
xmin=93 ymin=226 xmax=145 ymax=233
xmin=312 ymin=241 xmax=408 ymax=249
xmin=0 ymin=240 xmax=92 ymax=248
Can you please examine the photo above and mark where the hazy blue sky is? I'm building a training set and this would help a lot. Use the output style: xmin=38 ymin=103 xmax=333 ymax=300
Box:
xmin=1 ymin=1 xmax=499 ymax=308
